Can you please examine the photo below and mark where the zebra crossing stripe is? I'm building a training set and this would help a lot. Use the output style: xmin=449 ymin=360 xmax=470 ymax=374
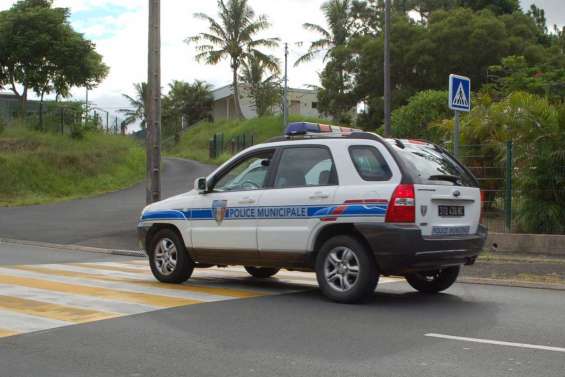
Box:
xmin=0 ymin=295 xmax=118 ymax=323
xmin=0 ymin=273 xmax=201 ymax=308
xmin=10 ymin=265 xmax=266 ymax=298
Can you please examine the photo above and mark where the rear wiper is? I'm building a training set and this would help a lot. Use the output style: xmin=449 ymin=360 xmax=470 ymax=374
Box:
xmin=428 ymin=174 xmax=461 ymax=185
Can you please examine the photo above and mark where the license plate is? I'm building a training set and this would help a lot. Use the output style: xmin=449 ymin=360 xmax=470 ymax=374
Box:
xmin=438 ymin=205 xmax=465 ymax=217
xmin=432 ymin=226 xmax=470 ymax=236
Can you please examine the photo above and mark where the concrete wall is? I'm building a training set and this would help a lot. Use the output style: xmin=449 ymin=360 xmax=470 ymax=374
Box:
xmin=211 ymin=86 xmax=321 ymax=121
xmin=487 ymin=232 xmax=565 ymax=256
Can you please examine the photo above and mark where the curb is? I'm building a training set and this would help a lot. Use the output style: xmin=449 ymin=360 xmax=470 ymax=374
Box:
xmin=459 ymin=277 xmax=565 ymax=291
xmin=0 ymin=238 xmax=146 ymax=258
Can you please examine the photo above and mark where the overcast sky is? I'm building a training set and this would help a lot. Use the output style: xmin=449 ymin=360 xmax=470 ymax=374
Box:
xmin=0 ymin=0 xmax=563 ymax=119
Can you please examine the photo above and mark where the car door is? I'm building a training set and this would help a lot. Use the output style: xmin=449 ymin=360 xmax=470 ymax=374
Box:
xmin=257 ymin=145 xmax=338 ymax=253
xmin=190 ymin=149 xmax=275 ymax=254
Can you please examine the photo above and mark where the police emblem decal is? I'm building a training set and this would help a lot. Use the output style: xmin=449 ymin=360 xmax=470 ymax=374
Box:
xmin=212 ymin=200 xmax=228 ymax=224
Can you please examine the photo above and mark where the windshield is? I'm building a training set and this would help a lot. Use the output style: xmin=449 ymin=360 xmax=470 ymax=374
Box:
xmin=395 ymin=143 xmax=477 ymax=187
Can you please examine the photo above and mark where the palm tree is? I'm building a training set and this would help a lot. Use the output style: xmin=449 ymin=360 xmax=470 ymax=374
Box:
xmin=186 ymin=0 xmax=279 ymax=118
xmin=294 ymin=0 xmax=352 ymax=66
xmin=240 ymin=52 xmax=281 ymax=116
xmin=119 ymin=82 xmax=147 ymax=130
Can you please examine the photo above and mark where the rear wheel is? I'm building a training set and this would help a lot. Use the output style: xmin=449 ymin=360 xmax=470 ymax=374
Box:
xmin=405 ymin=266 xmax=460 ymax=293
xmin=244 ymin=266 xmax=280 ymax=278
xmin=148 ymin=229 xmax=194 ymax=284
xmin=315 ymin=235 xmax=378 ymax=304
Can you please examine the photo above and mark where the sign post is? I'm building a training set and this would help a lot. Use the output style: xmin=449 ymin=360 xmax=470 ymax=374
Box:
xmin=448 ymin=74 xmax=471 ymax=158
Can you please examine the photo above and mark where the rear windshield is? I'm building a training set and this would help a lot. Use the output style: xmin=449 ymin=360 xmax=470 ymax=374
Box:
xmin=394 ymin=143 xmax=477 ymax=187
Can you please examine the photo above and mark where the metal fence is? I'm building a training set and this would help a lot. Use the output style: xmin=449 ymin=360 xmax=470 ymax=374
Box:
xmin=209 ymin=133 xmax=255 ymax=159
xmin=459 ymin=142 xmax=565 ymax=234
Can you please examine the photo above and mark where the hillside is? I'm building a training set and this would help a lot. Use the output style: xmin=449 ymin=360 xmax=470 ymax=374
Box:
xmin=0 ymin=126 xmax=145 ymax=206
xmin=167 ymin=115 xmax=331 ymax=164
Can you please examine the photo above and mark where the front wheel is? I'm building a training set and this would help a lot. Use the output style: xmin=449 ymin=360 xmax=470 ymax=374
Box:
xmin=404 ymin=266 xmax=460 ymax=293
xmin=315 ymin=235 xmax=379 ymax=304
xmin=148 ymin=229 xmax=194 ymax=284
xmin=244 ymin=266 xmax=280 ymax=278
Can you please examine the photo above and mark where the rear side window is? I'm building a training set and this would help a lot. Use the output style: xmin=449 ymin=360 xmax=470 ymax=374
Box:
xmin=396 ymin=144 xmax=477 ymax=187
xmin=349 ymin=146 xmax=392 ymax=181
xmin=275 ymin=147 xmax=337 ymax=188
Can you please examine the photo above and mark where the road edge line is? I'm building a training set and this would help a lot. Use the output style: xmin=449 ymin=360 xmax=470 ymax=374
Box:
xmin=0 ymin=238 xmax=145 ymax=258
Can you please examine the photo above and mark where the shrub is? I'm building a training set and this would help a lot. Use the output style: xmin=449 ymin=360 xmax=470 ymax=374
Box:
xmin=391 ymin=90 xmax=450 ymax=143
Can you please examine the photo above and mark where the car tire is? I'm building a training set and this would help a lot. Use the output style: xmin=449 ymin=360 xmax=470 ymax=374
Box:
xmin=244 ymin=266 xmax=280 ymax=278
xmin=404 ymin=266 xmax=461 ymax=293
xmin=315 ymin=235 xmax=379 ymax=304
xmin=148 ymin=228 xmax=194 ymax=284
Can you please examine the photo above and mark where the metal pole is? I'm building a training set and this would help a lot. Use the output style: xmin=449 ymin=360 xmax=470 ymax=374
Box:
xmin=85 ymin=88 xmax=89 ymax=128
xmin=106 ymin=111 xmax=109 ymax=133
xmin=383 ymin=0 xmax=392 ymax=137
xmin=453 ymin=110 xmax=460 ymax=158
xmin=283 ymin=42 xmax=289 ymax=130
xmin=505 ymin=140 xmax=513 ymax=233
xmin=146 ymin=0 xmax=162 ymax=204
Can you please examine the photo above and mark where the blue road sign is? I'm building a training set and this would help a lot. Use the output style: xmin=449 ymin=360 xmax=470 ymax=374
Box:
xmin=449 ymin=74 xmax=471 ymax=112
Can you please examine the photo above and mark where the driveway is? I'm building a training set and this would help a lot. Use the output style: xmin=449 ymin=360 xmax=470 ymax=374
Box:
xmin=0 ymin=158 xmax=215 ymax=250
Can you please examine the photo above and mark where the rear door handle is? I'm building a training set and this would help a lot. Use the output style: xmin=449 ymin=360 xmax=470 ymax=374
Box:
xmin=309 ymin=192 xmax=329 ymax=200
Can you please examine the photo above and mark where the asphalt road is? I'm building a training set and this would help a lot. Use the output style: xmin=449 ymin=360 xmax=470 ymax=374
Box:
xmin=0 ymin=158 xmax=215 ymax=250
xmin=0 ymin=243 xmax=564 ymax=377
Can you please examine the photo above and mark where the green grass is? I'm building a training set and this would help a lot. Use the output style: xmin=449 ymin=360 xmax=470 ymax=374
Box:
xmin=168 ymin=115 xmax=332 ymax=165
xmin=0 ymin=125 xmax=145 ymax=206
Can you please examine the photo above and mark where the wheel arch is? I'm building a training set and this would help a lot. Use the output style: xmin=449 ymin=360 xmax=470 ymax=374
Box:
xmin=145 ymin=223 xmax=188 ymax=254
xmin=310 ymin=223 xmax=380 ymax=271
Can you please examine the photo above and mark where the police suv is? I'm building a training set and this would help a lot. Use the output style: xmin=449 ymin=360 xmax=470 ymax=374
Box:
xmin=138 ymin=122 xmax=487 ymax=303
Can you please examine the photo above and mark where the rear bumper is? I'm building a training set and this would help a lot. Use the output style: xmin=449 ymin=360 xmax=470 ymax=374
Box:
xmin=354 ymin=223 xmax=487 ymax=275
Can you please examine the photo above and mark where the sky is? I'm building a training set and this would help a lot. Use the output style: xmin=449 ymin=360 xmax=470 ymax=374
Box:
xmin=0 ymin=0 xmax=563 ymax=122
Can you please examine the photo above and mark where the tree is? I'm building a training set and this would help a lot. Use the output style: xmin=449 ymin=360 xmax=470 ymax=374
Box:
xmin=162 ymin=80 xmax=214 ymax=138
xmin=186 ymin=0 xmax=279 ymax=119
xmin=459 ymin=0 xmax=520 ymax=15
xmin=296 ymin=0 xmax=355 ymax=121
xmin=0 ymin=0 xmax=108 ymax=115
xmin=239 ymin=53 xmax=281 ymax=117
xmin=119 ymin=83 xmax=147 ymax=131
xmin=391 ymin=90 xmax=450 ymax=142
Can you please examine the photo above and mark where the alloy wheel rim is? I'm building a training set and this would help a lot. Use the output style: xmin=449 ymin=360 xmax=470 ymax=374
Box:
xmin=154 ymin=238 xmax=178 ymax=276
xmin=324 ymin=246 xmax=360 ymax=292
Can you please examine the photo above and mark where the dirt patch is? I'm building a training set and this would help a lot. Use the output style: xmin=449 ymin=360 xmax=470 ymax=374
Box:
xmin=0 ymin=138 xmax=41 ymax=152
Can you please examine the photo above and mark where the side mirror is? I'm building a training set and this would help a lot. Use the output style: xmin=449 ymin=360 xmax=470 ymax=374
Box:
xmin=195 ymin=177 xmax=208 ymax=194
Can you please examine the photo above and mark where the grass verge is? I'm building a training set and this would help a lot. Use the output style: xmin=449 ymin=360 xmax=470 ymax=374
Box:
xmin=0 ymin=126 xmax=145 ymax=206
xmin=167 ymin=115 xmax=331 ymax=165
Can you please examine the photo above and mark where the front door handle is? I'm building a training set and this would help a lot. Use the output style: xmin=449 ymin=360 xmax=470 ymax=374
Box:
xmin=238 ymin=198 xmax=256 ymax=204
xmin=309 ymin=192 xmax=329 ymax=200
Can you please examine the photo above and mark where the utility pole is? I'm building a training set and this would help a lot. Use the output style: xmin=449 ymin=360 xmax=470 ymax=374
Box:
xmin=146 ymin=0 xmax=161 ymax=204
xmin=283 ymin=42 xmax=289 ymax=130
xmin=85 ymin=88 xmax=89 ymax=127
xmin=383 ymin=0 xmax=392 ymax=137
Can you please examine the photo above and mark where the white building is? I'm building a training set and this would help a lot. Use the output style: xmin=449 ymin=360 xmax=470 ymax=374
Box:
xmin=211 ymin=84 xmax=321 ymax=121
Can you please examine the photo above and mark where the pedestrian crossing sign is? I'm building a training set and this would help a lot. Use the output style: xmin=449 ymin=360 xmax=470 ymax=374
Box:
xmin=449 ymin=74 xmax=471 ymax=112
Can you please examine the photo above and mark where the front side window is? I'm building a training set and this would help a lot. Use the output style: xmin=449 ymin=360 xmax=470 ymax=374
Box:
xmin=213 ymin=150 xmax=274 ymax=192
xmin=349 ymin=146 xmax=392 ymax=181
xmin=275 ymin=147 xmax=336 ymax=189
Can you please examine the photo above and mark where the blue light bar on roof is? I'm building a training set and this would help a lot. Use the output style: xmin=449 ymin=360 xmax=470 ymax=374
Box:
xmin=285 ymin=122 xmax=361 ymax=136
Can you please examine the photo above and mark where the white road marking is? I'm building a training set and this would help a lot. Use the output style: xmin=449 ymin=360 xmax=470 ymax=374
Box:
xmin=0 ymin=284 xmax=156 ymax=315
xmin=0 ymin=267 xmax=248 ymax=302
xmin=425 ymin=333 xmax=565 ymax=353
xmin=0 ymin=309 xmax=70 ymax=333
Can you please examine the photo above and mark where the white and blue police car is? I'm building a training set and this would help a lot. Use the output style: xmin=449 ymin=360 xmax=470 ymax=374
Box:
xmin=138 ymin=122 xmax=486 ymax=303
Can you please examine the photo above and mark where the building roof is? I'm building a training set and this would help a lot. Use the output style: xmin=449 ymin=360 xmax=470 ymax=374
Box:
xmin=211 ymin=84 xmax=318 ymax=101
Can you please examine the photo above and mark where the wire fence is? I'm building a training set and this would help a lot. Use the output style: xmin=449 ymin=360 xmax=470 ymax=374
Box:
xmin=458 ymin=142 xmax=565 ymax=234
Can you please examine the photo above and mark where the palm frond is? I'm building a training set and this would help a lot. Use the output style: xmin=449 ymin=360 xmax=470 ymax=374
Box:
xmin=303 ymin=23 xmax=331 ymax=39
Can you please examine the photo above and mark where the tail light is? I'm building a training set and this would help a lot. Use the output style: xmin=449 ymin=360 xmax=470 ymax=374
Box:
xmin=385 ymin=184 xmax=415 ymax=223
